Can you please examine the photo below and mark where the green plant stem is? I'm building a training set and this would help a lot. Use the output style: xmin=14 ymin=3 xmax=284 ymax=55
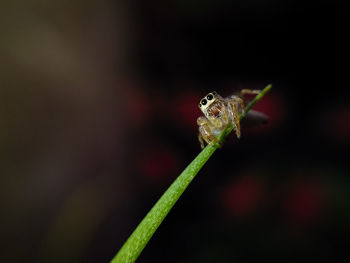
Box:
xmin=111 ymin=84 xmax=272 ymax=263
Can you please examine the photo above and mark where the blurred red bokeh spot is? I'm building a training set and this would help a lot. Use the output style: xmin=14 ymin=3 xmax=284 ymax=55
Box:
xmin=222 ymin=175 xmax=263 ymax=218
xmin=284 ymin=182 xmax=325 ymax=226
xmin=172 ymin=91 xmax=202 ymax=131
xmin=246 ymin=92 xmax=285 ymax=133
xmin=138 ymin=148 xmax=179 ymax=182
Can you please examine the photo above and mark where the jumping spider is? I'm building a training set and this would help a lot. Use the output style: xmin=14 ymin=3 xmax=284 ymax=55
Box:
xmin=197 ymin=89 xmax=261 ymax=149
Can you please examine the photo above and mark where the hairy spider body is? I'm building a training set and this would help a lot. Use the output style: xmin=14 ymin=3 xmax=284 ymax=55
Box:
xmin=197 ymin=89 xmax=260 ymax=148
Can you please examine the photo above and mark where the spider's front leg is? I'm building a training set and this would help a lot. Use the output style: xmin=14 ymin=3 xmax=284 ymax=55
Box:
xmin=197 ymin=116 xmax=220 ymax=149
xmin=227 ymin=95 xmax=245 ymax=138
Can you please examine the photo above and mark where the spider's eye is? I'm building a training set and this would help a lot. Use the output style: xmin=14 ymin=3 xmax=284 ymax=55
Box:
xmin=199 ymin=103 xmax=202 ymax=108
xmin=212 ymin=91 xmax=217 ymax=95
xmin=207 ymin=94 xmax=213 ymax=100
xmin=201 ymin=99 xmax=207 ymax=105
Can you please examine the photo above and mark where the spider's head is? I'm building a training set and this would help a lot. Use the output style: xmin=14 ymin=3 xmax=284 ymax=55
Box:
xmin=198 ymin=91 xmax=218 ymax=113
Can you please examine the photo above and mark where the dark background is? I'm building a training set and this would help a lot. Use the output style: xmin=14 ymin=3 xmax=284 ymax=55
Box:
xmin=0 ymin=0 xmax=349 ymax=262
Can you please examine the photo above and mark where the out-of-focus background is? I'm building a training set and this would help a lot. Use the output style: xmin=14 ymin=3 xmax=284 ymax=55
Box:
xmin=0 ymin=0 xmax=349 ymax=262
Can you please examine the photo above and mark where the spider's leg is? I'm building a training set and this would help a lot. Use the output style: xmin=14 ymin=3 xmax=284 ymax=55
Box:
xmin=229 ymin=95 xmax=245 ymax=115
xmin=198 ymin=133 xmax=206 ymax=149
xmin=227 ymin=96 xmax=242 ymax=138
xmin=240 ymin=89 xmax=261 ymax=96
xmin=197 ymin=116 xmax=219 ymax=148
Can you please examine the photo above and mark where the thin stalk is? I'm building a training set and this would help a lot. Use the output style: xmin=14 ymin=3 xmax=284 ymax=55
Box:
xmin=111 ymin=84 xmax=272 ymax=263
